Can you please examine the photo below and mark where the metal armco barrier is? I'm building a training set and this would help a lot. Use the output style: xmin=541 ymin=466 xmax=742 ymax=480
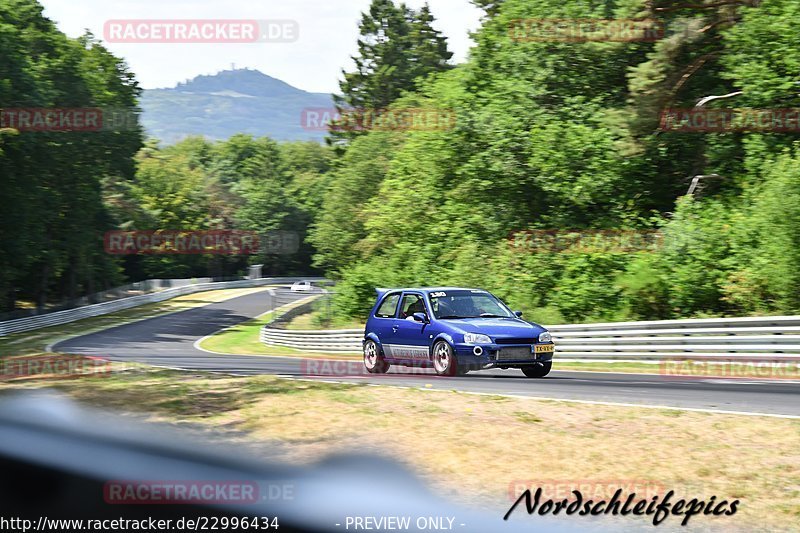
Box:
xmin=0 ymin=277 xmax=324 ymax=337
xmin=260 ymin=315 xmax=800 ymax=359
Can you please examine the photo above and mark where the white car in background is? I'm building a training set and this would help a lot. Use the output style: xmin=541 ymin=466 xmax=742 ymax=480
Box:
xmin=290 ymin=280 xmax=313 ymax=292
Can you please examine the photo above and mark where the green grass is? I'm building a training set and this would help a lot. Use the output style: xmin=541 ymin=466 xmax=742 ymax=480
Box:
xmin=196 ymin=309 xmax=281 ymax=355
xmin=283 ymin=308 xmax=365 ymax=331
xmin=197 ymin=294 xmax=362 ymax=358
xmin=514 ymin=411 xmax=543 ymax=423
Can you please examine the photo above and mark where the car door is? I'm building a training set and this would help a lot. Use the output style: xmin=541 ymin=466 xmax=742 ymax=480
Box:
xmin=390 ymin=292 xmax=431 ymax=363
xmin=371 ymin=292 xmax=401 ymax=350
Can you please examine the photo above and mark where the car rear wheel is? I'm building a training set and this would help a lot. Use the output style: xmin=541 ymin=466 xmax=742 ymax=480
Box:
xmin=433 ymin=341 xmax=466 ymax=376
xmin=521 ymin=362 xmax=552 ymax=378
xmin=364 ymin=340 xmax=389 ymax=374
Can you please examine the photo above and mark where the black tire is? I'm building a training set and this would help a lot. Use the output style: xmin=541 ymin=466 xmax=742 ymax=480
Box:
xmin=364 ymin=339 xmax=389 ymax=374
xmin=432 ymin=341 xmax=464 ymax=376
xmin=521 ymin=362 xmax=552 ymax=378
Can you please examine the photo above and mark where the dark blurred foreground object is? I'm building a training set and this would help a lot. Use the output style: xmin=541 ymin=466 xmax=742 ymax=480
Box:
xmin=0 ymin=392 xmax=587 ymax=532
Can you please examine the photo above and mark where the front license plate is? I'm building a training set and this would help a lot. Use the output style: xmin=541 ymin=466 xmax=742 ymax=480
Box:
xmin=533 ymin=344 xmax=555 ymax=354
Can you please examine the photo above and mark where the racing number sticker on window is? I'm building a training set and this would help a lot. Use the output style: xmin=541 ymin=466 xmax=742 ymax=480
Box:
xmin=430 ymin=291 xmax=447 ymax=298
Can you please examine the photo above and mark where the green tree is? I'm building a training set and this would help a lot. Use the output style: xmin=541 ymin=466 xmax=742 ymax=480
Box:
xmin=319 ymin=0 xmax=800 ymax=321
xmin=309 ymin=133 xmax=403 ymax=272
xmin=0 ymin=0 xmax=142 ymax=310
xmin=331 ymin=0 xmax=452 ymax=147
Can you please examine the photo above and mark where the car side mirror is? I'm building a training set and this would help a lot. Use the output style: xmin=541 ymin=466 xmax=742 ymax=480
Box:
xmin=413 ymin=312 xmax=429 ymax=323
xmin=514 ymin=311 xmax=524 ymax=317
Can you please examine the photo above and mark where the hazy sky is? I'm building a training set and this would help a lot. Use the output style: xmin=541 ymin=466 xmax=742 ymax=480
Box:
xmin=39 ymin=0 xmax=484 ymax=93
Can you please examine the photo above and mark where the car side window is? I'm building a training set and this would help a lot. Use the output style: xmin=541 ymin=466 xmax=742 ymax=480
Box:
xmin=375 ymin=293 xmax=401 ymax=318
xmin=399 ymin=294 xmax=425 ymax=319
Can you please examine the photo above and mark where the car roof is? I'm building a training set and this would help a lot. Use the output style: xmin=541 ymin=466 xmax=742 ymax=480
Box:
xmin=376 ymin=287 xmax=488 ymax=296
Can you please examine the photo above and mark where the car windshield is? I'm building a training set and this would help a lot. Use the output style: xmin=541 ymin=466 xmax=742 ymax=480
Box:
xmin=429 ymin=290 xmax=514 ymax=319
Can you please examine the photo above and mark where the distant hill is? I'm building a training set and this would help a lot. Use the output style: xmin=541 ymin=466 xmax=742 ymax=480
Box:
xmin=139 ymin=69 xmax=334 ymax=144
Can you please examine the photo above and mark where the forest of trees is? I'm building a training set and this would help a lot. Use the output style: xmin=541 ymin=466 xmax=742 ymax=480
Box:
xmin=0 ymin=0 xmax=141 ymax=311
xmin=313 ymin=0 xmax=800 ymax=324
xmin=2 ymin=0 xmax=799 ymax=325
xmin=0 ymin=0 xmax=332 ymax=313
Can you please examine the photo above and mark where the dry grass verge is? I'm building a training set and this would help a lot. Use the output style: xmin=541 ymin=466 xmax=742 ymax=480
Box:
xmin=0 ymin=367 xmax=796 ymax=532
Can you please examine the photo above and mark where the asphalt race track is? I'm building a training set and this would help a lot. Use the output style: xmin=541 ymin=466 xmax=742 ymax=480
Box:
xmin=53 ymin=289 xmax=800 ymax=418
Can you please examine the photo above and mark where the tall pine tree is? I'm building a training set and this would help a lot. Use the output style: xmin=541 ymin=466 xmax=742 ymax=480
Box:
xmin=330 ymin=0 xmax=453 ymax=147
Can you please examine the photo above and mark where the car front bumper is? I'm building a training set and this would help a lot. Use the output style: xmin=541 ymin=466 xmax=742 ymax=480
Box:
xmin=453 ymin=343 xmax=555 ymax=367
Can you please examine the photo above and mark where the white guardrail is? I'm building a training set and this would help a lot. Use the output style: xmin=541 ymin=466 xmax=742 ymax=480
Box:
xmin=0 ymin=277 xmax=324 ymax=337
xmin=260 ymin=315 xmax=800 ymax=359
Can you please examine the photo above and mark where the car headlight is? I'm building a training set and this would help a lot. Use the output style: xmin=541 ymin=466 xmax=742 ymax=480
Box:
xmin=538 ymin=331 xmax=552 ymax=343
xmin=464 ymin=333 xmax=492 ymax=345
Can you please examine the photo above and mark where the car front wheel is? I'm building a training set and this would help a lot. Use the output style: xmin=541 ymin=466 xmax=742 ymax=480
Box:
xmin=432 ymin=341 xmax=467 ymax=376
xmin=364 ymin=340 xmax=389 ymax=374
xmin=521 ymin=362 xmax=552 ymax=378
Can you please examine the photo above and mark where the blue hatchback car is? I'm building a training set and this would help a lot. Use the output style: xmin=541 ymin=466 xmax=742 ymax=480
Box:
xmin=363 ymin=288 xmax=555 ymax=377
